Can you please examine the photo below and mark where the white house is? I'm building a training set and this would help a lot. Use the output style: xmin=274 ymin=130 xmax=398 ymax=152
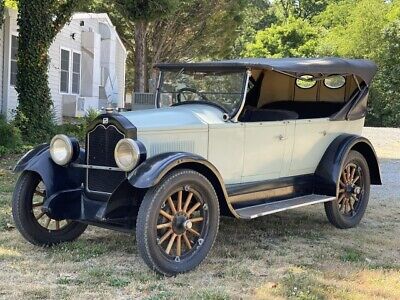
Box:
xmin=0 ymin=9 xmax=127 ymax=121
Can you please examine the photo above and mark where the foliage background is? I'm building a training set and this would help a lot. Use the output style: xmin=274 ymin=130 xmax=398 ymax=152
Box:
xmin=0 ymin=0 xmax=399 ymax=147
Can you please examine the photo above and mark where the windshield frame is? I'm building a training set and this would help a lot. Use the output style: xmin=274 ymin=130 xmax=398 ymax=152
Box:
xmin=155 ymin=67 xmax=249 ymax=120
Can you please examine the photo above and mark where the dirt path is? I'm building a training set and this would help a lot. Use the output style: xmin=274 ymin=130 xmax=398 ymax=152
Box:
xmin=0 ymin=127 xmax=399 ymax=299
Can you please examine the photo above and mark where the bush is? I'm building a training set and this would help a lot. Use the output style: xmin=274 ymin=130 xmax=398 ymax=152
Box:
xmin=0 ymin=116 xmax=22 ymax=156
xmin=55 ymin=108 xmax=100 ymax=143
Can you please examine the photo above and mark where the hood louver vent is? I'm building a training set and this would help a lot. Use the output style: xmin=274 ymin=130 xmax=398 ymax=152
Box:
xmin=149 ymin=141 xmax=195 ymax=157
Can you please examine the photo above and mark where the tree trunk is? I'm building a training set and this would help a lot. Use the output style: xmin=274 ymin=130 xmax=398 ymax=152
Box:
xmin=134 ymin=20 xmax=147 ymax=93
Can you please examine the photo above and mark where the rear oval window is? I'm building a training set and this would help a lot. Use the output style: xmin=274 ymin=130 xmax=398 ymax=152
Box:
xmin=324 ymin=75 xmax=346 ymax=89
xmin=296 ymin=75 xmax=316 ymax=89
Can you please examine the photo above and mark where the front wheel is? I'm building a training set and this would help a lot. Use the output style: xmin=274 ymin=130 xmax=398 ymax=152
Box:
xmin=324 ymin=150 xmax=370 ymax=229
xmin=12 ymin=171 xmax=87 ymax=246
xmin=136 ymin=169 xmax=220 ymax=276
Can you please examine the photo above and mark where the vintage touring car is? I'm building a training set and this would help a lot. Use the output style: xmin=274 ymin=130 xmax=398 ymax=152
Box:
xmin=12 ymin=58 xmax=381 ymax=275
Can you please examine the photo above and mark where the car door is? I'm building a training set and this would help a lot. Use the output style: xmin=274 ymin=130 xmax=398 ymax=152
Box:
xmin=289 ymin=118 xmax=332 ymax=176
xmin=242 ymin=121 xmax=291 ymax=182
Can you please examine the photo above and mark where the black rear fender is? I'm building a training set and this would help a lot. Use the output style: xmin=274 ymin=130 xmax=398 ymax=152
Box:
xmin=315 ymin=134 xmax=382 ymax=196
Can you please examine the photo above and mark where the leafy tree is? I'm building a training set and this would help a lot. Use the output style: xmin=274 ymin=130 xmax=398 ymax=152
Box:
xmin=230 ymin=0 xmax=276 ymax=57
xmin=15 ymin=0 xmax=85 ymax=142
xmin=315 ymin=0 xmax=390 ymax=58
xmin=243 ymin=17 xmax=318 ymax=57
xmin=276 ymin=0 xmax=333 ymax=20
xmin=114 ymin=0 xmax=178 ymax=93
xmin=369 ymin=20 xmax=400 ymax=127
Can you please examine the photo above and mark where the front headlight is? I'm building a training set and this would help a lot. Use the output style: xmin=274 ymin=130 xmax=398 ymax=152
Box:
xmin=50 ymin=135 xmax=75 ymax=166
xmin=114 ymin=139 xmax=141 ymax=172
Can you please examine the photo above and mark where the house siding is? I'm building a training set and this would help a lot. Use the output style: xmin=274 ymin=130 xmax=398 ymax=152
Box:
xmin=0 ymin=21 xmax=4 ymax=114
xmin=5 ymin=9 xmax=19 ymax=117
xmin=1 ymin=9 xmax=127 ymax=123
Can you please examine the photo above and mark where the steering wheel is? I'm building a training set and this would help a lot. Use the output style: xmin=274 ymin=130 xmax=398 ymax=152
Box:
xmin=176 ymin=88 xmax=209 ymax=103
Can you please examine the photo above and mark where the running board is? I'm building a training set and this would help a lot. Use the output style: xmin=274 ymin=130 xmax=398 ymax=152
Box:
xmin=235 ymin=194 xmax=336 ymax=219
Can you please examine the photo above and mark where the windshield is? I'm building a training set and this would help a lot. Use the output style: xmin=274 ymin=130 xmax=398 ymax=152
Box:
xmin=157 ymin=69 xmax=247 ymax=116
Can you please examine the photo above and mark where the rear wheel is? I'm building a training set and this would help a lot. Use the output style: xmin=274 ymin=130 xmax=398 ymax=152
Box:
xmin=136 ymin=169 xmax=220 ymax=276
xmin=324 ymin=150 xmax=370 ymax=229
xmin=12 ymin=171 xmax=87 ymax=246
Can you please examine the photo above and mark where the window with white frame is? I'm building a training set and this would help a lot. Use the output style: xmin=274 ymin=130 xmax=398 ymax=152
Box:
xmin=10 ymin=35 xmax=19 ymax=86
xmin=72 ymin=52 xmax=81 ymax=94
xmin=60 ymin=49 xmax=70 ymax=93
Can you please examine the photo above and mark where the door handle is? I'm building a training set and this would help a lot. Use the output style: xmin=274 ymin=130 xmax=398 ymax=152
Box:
xmin=278 ymin=135 xmax=288 ymax=141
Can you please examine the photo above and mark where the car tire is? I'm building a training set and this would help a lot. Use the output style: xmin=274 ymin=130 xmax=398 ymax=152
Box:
xmin=136 ymin=169 xmax=220 ymax=276
xmin=324 ymin=150 xmax=370 ymax=229
xmin=12 ymin=171 xmax=87 ymax=246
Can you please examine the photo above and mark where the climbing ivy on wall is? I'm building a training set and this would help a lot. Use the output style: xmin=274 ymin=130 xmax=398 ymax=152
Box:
xmin=0 ymin=1 xmax=4 ymax=27
xmin=14 ymin=0 xmax=84 ymax=142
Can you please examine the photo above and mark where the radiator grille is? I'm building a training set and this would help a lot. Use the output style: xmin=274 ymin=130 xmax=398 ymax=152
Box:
xmin=86 ymin=124 xmax=126 ymax=194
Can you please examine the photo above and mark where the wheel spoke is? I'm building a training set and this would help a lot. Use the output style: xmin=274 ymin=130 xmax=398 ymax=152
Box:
xmin=352 ymin=175 xmax=360 ymax=184
xmin=350 ymin=166 xmax=356 ymax=181
xmin=189 ymin=217 xmax=204 ymax=223
xmin=338 ymin=194 xmax=345 ymax=204
xmin=55 ymin=221 xmax=60 ymax=230
xmin=44 ymin=217 xmax=51 ymax=229
xmin=187 ymin=202 xmax=201 ymax=216
xmin=346 ymin=166 xmax=351 ymax=181
xmin=159 ymin=229 xmax=173 ymax=244
xmin=341 ymin=172 xmax=347 ymax=183
xmin=177 ymin=191 xmax=183 ymax=211
xmin=36 ymin=212 xmax=45 ymax=220
xmin=187 ymin=227 xmax=200 ymax=237
xmin=34 ymin=190 xmax=46 ymax=197
xmin=338 ymin=189 xmax=345 ymax=194
xmin=157 ymin=222 xmax=172 ymax=230
xmin=167 ymin=197 xmax=177 ymax=215
xmin=349 ymin=198 xmax=355 ymax=211
xmin=32 ymin=202 xmax=43 ymax=208
xmin=160 ymin=210 xmax=173 ymax=221
xmin=176 ymin=235 xmax=182 ymax=257
xmin=166 ymin=233 xmax=177 ymax=254
xmin=183 ymin=192 xmax=194 ymax=213
xmin=183 ymin=233 xmax=192 ymax=249
xmin=339 ymin=180 xmax=346 ymax=188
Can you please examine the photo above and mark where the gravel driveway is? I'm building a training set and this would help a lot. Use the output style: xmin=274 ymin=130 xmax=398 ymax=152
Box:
xmin=362 ymin=127 xmax=400 ymax=201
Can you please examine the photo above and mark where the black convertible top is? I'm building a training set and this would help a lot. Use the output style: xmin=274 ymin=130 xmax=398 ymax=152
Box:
xmin=155 ymin=57 xmax=378 ymax=85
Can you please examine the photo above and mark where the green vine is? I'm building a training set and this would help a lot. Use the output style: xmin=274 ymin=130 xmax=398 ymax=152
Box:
xmin=14 ymin=0 xmax=83 ymax=143
xmin=0 ymin=1 xmax=4 ymax=27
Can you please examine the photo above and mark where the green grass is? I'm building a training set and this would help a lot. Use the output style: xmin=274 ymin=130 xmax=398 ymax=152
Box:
xmin=1 ymin=141 xmax=400 ymax=300
xmin=280 ymin=269 xmax=328 ymax=300
xmin=340 ymin=247 xmax=364 ymax=262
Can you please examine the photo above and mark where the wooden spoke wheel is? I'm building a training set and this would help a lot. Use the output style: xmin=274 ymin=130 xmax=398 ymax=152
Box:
xmin=12 ymin=171 xmax=87 ymax=246
xmin=32 ymin=181 xmax=70 ymax=231
xmin=156 ymin=188 xmax=207 ymax=260
xmin=337 ymin=162 xmax=364 ymax=217
xmin=324 ymin=150 xmax=370 ymax=229
xmin=136 ymin=169 xmax=220 ymax=276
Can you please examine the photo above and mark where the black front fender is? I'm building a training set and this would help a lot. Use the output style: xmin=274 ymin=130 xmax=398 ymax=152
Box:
xmin=14 ymin=145 xmax=85 ymax=198
xmin=126 ymin=152 xmax=238 ymax=218
xmin=315 ymin=134 xmax=382 ymax=196
xmin=128 ymin=152 xmax=226 ymax=189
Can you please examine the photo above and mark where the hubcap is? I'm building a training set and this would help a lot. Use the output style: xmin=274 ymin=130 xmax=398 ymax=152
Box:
xmin=338 ymin=162 xmax=364 ymax=216
xmin=156 ymin=188 xmax=206 ymax=258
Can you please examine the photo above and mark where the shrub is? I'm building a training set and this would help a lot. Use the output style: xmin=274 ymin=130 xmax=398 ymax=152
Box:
xmin=0 ymin=116 xmax=22 ymax=156
xmin=55 ymin=108 xmax=100 ymax=143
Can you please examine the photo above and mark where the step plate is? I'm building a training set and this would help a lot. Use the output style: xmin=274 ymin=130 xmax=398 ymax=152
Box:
xmin=235 ymin=194 xmax=336 ymax=219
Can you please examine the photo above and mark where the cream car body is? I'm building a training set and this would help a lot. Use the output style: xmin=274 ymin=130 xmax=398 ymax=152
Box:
xmin=12 ymin=58 xmax=382 ymax=275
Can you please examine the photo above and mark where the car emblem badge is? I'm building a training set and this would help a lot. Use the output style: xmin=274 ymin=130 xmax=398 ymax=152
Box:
xmin=103 ymin=118 xmax=109 ymax=125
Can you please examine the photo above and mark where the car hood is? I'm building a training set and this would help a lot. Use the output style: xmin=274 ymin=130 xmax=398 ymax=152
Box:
xmin=120 ymin=104 xmax=227 ymax=132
